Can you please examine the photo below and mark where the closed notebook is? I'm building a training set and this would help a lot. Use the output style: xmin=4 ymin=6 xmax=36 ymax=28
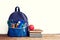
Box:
xmin=30 ymin=29 xmax=42 ymax=38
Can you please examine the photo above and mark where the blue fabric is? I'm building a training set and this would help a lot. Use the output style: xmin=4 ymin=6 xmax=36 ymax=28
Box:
xmin=8 ymin=28 xmax=27 ymax=37
xmin=7 ymin=6 xmax=29 ymax=37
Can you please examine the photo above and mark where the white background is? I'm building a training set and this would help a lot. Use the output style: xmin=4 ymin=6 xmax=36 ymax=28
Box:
xmin=0 ymin=0 xmax=60 ymax=34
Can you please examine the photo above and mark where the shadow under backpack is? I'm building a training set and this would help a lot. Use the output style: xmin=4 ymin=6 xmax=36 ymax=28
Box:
xmin=7 ymin=6 xmax=30 ymax=37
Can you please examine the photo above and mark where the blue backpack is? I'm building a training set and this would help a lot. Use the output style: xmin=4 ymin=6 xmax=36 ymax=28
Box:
xmin=7 ymin=6 xmax=30 ymax=37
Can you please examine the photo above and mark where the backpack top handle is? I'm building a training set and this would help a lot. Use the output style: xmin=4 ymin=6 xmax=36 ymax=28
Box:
xmin=15 ymin=6 xmax=20 ymax=12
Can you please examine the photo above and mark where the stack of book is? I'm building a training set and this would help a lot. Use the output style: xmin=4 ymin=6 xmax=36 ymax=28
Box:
xmin=30 ymin=29 xmax=43 ymax=38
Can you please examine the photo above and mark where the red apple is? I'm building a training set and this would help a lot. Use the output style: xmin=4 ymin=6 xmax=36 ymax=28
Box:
xmin=29 ymin=25 xmax=34 ymax=31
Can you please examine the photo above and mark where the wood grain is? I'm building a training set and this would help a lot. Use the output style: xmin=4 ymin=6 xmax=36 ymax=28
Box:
xmin=0 ymin=34 xmax=60 ymax=40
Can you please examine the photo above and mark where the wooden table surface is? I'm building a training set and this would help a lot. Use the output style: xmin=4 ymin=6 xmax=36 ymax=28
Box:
xmin=0 ymin=34 xmax=60 ymax=40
